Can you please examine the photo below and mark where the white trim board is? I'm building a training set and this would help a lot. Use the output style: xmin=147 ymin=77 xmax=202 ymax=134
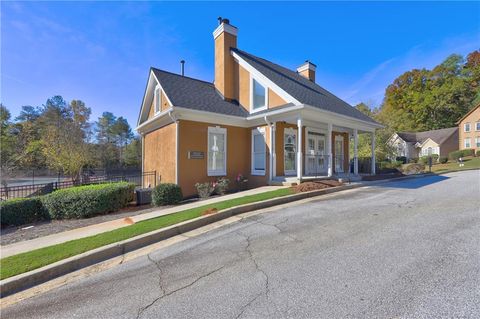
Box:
xmin=232 ymin=50 xmax=301 ymax=105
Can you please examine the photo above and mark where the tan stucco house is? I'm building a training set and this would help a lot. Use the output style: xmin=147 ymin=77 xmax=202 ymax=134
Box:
xmin=136 ymin=19 xmax=381 ymax=197
xmin=457 ymin=103 xmax=480 ymax=152
xmin=388 ymin=127 xmax=459 ymax=161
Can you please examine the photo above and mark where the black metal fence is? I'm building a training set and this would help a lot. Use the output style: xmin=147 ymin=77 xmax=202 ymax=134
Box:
xmin=0 ymin=171 xmax=157 ymax=200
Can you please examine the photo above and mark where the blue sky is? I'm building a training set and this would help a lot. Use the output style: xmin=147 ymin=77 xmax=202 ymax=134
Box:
xmin=2 ymin=1 xmax=479 ymax=129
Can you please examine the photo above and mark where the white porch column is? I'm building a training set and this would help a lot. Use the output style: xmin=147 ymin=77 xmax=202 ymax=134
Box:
xmin=327 ymin=123 xmax=333 ymax=177
xmin=371 ymin=131 xmax=376 ymax=175
xmin=269 ymin=123 xmax=276 ymax=181
xmin=297 ymin=118 xmax=303 ymax=180
xmin=353 ymin=129 xmax=358 ymax=175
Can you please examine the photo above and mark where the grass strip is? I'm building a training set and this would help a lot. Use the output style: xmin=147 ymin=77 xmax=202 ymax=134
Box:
xmin=429 ymin=156 xmax=480 ymax=173
xmin=0 ymin=188 xmax=293 ymax=280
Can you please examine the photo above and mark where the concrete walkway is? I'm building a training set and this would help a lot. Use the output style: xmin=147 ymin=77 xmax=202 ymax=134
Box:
xmin=0 ymin=186 xmax=285 ymax=259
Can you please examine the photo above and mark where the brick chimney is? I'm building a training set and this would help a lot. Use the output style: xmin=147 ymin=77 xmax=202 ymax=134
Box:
xmin=297 ymin=60 xmax=316 ymax=82
xmin=213 ymin=18 xmax=238 ymax=100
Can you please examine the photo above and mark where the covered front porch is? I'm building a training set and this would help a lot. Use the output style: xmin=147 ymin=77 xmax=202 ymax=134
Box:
xmin=251 ymin=106 xmax=378 ymax=185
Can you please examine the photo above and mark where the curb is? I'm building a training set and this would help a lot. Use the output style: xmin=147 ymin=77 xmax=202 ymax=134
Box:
xmin=0 ymin=173 xmax=429 ymax=297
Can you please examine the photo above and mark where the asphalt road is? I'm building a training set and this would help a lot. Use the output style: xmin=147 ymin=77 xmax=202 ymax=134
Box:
xmin=3 ymin=170 xmax=480 ymax=319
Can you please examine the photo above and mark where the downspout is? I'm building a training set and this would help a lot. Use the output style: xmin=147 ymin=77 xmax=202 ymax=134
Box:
xmin=264 ymin=115 xmax=274 ymax=183
xmin=168 ymin=110 xmax=179 ymax=185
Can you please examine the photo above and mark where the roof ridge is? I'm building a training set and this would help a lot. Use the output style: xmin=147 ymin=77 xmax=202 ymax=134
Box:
xmin=231 ymin=48 xmax=329 ymax=96
xmin=230 ymin=48 xmax=375 ymax=122
xmin=151 ymin=67 xmax=213 ymax=86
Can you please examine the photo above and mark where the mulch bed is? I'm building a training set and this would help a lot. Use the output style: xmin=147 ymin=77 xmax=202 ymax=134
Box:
xmin=291 ymin=180 xmax=343 ymax=193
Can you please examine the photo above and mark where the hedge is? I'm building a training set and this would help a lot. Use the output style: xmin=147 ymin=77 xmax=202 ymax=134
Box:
xmin=379 ymin=160 xmax=402 ymax=170
xmin=42 ymin=182 xmax=135 ymax=219
xmin=0 ymin=197 xmax=49 ymax=226
xmin=1 ymin=182 xmax=136 ymax=226
xmin=449 ymin=149 xmax=474 ymax=160
xmin=439 ymin=156 xmax=448 ymax=164
xmin=152 ymin=183 xmax=183 ymax=206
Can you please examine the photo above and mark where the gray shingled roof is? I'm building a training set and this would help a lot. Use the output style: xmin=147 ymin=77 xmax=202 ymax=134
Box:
xmin=231 ymin=48 xmax=379 ymax=124
xmin=397 ymin=127 xmax=458 ymax=145
xmin=152 ymin=68 xmax=248 ymax=117
xmin=396 ymin=132 xmax=417 ymax=143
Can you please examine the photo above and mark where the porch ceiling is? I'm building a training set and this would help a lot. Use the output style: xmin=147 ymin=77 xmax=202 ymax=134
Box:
xmin=251 ymin=105 xmax=378 ymax=133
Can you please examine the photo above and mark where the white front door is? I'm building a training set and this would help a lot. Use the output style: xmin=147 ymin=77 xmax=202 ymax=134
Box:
xmin=305 ymin=132 xmax=327 ymax=175
xmin=284 ymin=128 xmax=297 ymax=176
xmin=334 ymin=135 xmax=344 ymax=173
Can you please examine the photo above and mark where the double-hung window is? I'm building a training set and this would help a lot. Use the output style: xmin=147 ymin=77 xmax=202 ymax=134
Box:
xmin=251 ymin=127 xmax=266 ymax=175
xmin=464 ymin=123 xmax=471 ymax=132
xmin=207 ymin=127 xmax=227 ymax=176
xmin=464 ymin=138 xmax=471 ymax=148
xmin=476 ymin=137 xmax=480 ymax=148
xmin=251 ymin=78 xmax=267 ymax=112
xmin=154 ymin=85 xmax=162 ymax=114
xmin=476 ymin=122 xmax=480 ymax=131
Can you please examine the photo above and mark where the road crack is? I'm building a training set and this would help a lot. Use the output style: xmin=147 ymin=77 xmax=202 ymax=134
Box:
xmin=136 ymin=259 xmax=224 ymax=319
xmin=234 ymin=232 xmax=272 ymax=318
xmin=256 ymin=218 xmax=302 ymax=243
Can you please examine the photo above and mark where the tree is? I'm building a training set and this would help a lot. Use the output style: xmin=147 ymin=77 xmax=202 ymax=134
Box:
xmin=111 ymin=116 xmax=133 ymax=166
xmin=124 ymin=136 xmax=142 ymax=167
xmin=70 ymin=100 xmax=91 ymax=133
xmin=0 ymin=105 xmax=20 ymax=187
xmin=42 ymin=119 xmax=91 ymax=183
xmin=15 ymin=105 xmax=46 ymax=169
xmin=379 ymin=51 xmax=478 ymax=132
xmin=95 ymin=112 xmax=134 ymax=168
xmin=352 ymin=103 xmax=395 ymax=161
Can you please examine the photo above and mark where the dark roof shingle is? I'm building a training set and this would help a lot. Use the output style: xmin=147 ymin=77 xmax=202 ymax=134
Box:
xmin=231 ymin=48 xmax=379 ymax=124
xmin=152 ymin=68 xmax=248 ymax=117
xmin=397 ymin=127 xmax=458 ymax=145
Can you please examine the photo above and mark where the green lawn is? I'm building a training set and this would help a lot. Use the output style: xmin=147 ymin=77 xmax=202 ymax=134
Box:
xmin=0 ymin=188 xmax=293 ymax=280
xmin=429 ymin=156 xmax=480 ymax=173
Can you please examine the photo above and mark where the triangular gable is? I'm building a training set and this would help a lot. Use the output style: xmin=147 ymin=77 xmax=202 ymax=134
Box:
xmin=137 ymin=69 xmax=174 ymax=126
xmin=416 ymin=137 xmax=439 ymax=148
xmin=231 ymin=50 xmax=300 ymax=106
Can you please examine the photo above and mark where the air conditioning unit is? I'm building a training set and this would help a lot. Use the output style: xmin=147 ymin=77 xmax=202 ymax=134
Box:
xmin=136 ymin=188 xmax=152 ymax=205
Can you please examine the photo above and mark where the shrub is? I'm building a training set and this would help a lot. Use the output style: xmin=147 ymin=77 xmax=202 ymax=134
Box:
xmin=42 ymin=182 xmax=135 ymax=219
xmin=378 ymin=161 xmax=390 ymax=170
xmin=448 ymin=150 xmax=463 ymax=161
xmin=152 ymin=183 xmax=183 ymax=206
xmin=195 ymin=182 xmax=215 ymax=199
xmin=477 ymin=150 xmax=480 ymax=157
xmin=379 ymin=160 xmax=402 ymax=170
xmin=396 ymin=156 xmax=407 ymax=164
xmin=420 ymin=155 xmax=439 ymax=165
xmin=214 ymin=178 xmax=230 ymax=195
xmin=402 ymin=163 xmax=425 ymax=175
xmin=461 ymin=149 xmax=475 ymax=157
xmin=450 ymin=149 xmax=475 ymax=160
xmin=439 ymin=156 xmax=448 ymax=164
xmin=391 ymin=160 xmax=403 ymax=168
xmin=0 ymin=197 xmax=49 ymax=226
